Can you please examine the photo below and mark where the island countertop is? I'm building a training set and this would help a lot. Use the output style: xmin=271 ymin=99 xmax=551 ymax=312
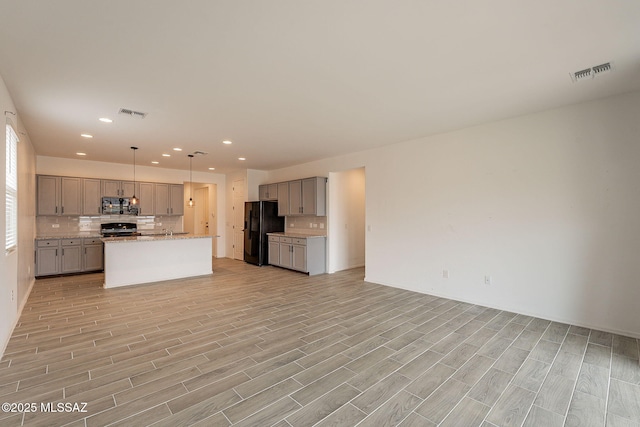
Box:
xmin=101 ymin=234 xmax=214 ymax=243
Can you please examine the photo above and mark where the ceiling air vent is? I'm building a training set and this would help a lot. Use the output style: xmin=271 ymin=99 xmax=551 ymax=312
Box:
xmin=592 ymin=62 xmax=613 ymax=76
xmin=570 ymin=61 xmax=614 ymax=83
xmin=118 ymin=108 xmax=148 ymax=118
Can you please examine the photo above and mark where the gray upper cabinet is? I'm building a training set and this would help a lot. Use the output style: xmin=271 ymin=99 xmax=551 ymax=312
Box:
xmin=61 ymin=178 xmax=82 ymax=215
xmin=155 ymin=184 xmax=170 ymax=215
xmin=287 ymin=177 xmax=326 ymax=216
xmin=288 ymin=180 xmax=302 ymax=215
xmin=277 ymin=182 xmax=289 ymax=216
xmin=102 ymin=180 xmax=136 ymax=198
xmin=36 ymin=174 xmax=183 ymax=217
xmin=155 ymin=183 xmax=184 ymax=215
xmin=259 ymin=184 xmax=278 ymax=201
xmin=82 ymin=178 xmax=102 ymax=215
xmin=170 ymin=184 xmax=184 ymax=216
xmin=138 ymin=182 xmax=155 ymax=215
xmin=37 ymin=175 xmax=81 ymax=216
xmin=37 ymin=175 xmax=59 ymax=215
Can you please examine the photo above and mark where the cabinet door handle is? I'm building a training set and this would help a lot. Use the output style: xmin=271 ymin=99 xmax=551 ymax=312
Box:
xmin=62 ymin=249 xmax=65 ymax=256
xmin=55 ymin=206 xmax=58 ymax=213
xmin=55 ymin=249 xmax=58 ymax=256
xmin=62 ymin=206 xmax=64 ymax=214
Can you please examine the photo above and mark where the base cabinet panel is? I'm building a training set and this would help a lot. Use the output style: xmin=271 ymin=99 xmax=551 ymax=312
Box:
xmin=267 ymin=235 xmax=325 ymax=275
xmin=36 ymin=238 xmax=104 ymax=277
xmin=268 ymin=240 xmax=280 ymax=265
xmin=61 ymin=245 xmax=82 ymax=273
xmin=36 ymin=246 xmax=59 ymax=276
xmin=83 ymin=239 xmax=104 ymax=271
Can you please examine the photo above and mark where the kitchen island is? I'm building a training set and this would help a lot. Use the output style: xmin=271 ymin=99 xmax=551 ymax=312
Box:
xmin=102 ymin=234 xmax=213 ymax=288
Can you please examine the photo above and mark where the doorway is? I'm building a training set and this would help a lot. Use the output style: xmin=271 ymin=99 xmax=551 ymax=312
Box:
xmin=194 ymin=187 xmax=209 ymax=235
xmin=232 ymin=179 xmax=245 ymax=260
xmin=183 ymin=183 xmax=218 ymax=257
xmin=328 ymin=167 xmax=366 ymax=273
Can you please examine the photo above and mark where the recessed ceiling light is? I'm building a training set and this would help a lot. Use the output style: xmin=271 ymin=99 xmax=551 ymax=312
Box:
xmin=208 ymin=167 xmax=215 ymax=170
xmin=173 ymin=147 xmax=182 ymax=151
xmin=162 ymin=153 xmax=171 ymax=157
xmin=99 ymin=118 xmax=112 ymax=123
xmin=151 ymin=161 xmax=159 ymax=164
xmin=81 ymin=134 xmax=93 ymax=138
xmin=223 ymin=140 xmax=233 ymax=145
xmin=76 ymin=152 xmax=87 ymax=156
xmin=238 ymin=157 xmax=246 ymax=161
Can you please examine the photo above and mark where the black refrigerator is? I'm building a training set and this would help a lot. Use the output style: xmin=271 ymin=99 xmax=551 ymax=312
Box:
xmin=244 ymin=201 xmax=284 ymax=266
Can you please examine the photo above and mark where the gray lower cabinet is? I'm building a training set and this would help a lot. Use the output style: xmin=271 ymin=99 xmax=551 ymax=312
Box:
xmin=83 ymin=238 xmax=104 ymax=271
xmin=61 ymin=239 xmax=82 ymax=273
xmin=36 ymin=240 xmax=60 ymax=276
xmin=267 ymin=235 xmax=325 ymax=275
xmin=36 ymin=238 xmax=104 ymax=277
xmin=268 ymin=239 xmax=280 ymax=265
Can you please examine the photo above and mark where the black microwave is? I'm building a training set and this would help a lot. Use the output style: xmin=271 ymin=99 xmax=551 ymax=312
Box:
xmin=101 ymin=197 xmax=139 ymax=215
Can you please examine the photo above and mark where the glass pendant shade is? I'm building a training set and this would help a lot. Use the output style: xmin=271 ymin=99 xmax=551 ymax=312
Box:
xmin=187 ymin=154 xmax=195 ymax=208
xmin=131 ymin=146 xmax=139 ymax=204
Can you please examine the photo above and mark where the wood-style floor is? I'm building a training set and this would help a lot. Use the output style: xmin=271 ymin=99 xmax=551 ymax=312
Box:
xmin=1 ymin=258 xmax=639 ymax=427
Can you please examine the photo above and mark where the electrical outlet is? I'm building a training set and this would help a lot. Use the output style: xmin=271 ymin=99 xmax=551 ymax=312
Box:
xmin=484 ymin=275 xmax=492 ymax=285
xmin=52 ymin=224 xmax=60 ymax=228
xmin=442 ymin=270 xmax=449 ymax=279
xmin=320 ymin=223 xmax=324 ymax=229
xmin=11 ymin=290 xmax=14 ymax=301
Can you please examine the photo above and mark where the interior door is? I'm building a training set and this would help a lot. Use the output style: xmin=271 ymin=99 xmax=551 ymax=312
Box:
xmin=233 ymin=179 xmax=245 ymax=260
xmin=194 ymin=187 xmax=209 ymax=235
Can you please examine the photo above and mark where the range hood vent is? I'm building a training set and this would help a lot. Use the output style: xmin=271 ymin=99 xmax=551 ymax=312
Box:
xmin=570 ymin=61 xmax=614 ymax=83
xmin=118 ymin=108 xmax=148 ymax=118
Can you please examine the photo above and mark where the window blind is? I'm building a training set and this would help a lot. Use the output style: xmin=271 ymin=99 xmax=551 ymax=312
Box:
xmin=6 ymin=123 xmax=18 ymax=252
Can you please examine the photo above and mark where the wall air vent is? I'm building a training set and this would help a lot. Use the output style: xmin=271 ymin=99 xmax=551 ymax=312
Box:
xmin=118 ymin=108 xmax=148 ymax=118
xmin=570 ymin=61 xmax=614 ymax=83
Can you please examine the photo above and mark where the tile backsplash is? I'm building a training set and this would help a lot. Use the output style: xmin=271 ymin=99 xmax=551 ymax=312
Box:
xmin=284 ymin=216 xmax=327 ymax=236
xmin=36 ymin=215 xmax=183 ymax=236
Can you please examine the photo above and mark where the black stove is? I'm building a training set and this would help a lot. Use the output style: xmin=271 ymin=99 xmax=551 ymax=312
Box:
xmin=100 ymin=222 xmax=140 ymax=237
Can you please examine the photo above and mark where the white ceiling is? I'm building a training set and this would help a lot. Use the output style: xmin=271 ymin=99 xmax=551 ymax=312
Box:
xmin=1 ymin=1 xmax=639 ymax=174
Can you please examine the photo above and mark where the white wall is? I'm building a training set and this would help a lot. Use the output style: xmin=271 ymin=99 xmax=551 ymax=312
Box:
xmin=36 ymin=156 xmax=227 ymax=257
xmin=1 ymin=75 xmax=37 ymax=357
xmin=329 ymin=167 xmax=365 ymax=272
xmin=267 ymin=91 xmax=640 ymax=338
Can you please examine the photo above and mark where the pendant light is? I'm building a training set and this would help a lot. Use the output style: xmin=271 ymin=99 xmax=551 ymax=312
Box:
xmin=130 ymin=147 xmax=139 ymax=205
xmin=187 ymin=154 xmax=195 ymax=208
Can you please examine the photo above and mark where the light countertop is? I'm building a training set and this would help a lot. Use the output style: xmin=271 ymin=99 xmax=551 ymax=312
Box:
xmin=36 ymin=233 xmax=101 ymax=240
xmin=36 ymin=232 xmax=190 ymax=240
xmin=267 ymin=232 xmax=326 ymax=239
xmin=101 ymin=234 xmax=214 ymax=244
